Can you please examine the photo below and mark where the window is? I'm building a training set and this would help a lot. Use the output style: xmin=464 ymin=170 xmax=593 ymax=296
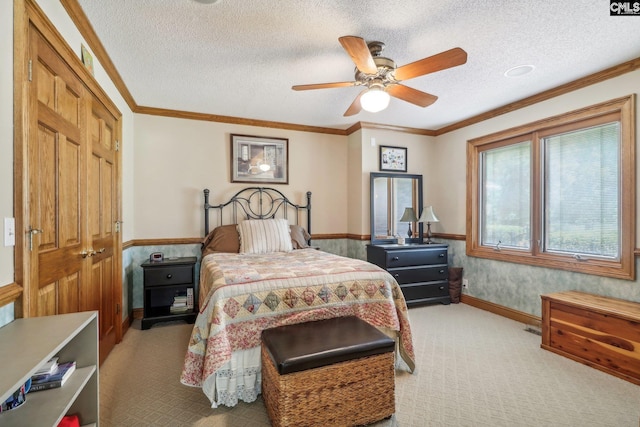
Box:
xmin=467 ymin=96 xmax=635 ymax=280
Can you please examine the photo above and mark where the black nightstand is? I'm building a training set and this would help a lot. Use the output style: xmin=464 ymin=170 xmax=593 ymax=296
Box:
xmin=141 ymin=256 xmax=198 ymax=330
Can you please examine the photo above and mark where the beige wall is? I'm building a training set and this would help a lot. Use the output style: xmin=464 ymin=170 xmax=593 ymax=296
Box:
xmin=359 ymin=129 xmax=434 ymax=236
xmin=132 ymin=118 xmax=438 ymax=240
xmin=0 ymin=2 xmax=14 ymax=287
xmin=432 ymin=70 xmax=640 ymax=241
xmin=132 ymin=114 xmax=348 ymax=237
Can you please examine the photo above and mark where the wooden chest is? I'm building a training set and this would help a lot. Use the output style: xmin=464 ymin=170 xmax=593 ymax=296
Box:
xmin=541 ymin=290 xmax=640 ymax=385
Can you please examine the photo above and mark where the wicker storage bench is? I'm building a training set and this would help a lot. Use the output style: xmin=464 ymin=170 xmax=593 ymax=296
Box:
xmin=261 ymin=316 xmax=396 ymax=427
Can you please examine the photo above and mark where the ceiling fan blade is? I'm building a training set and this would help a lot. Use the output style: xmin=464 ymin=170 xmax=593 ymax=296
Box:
xmin=339 ymin=36 xmax=378 ymax=74
xmin=387 ymin=84 xmax=438 ymax=107
xmin=344 ymin=91 xmax=364 ymax=116
xmin=292 ymin=81 xmax=356 ymax=91
xmin=394 ymin=47 xmax=467 ymax=81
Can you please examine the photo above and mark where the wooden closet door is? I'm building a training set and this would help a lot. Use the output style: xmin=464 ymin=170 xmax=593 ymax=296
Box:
xmin=28 ymin=27 xmax=88 ymax=317
xmin=88 ymin=99 xmax=119 ymax=364
xmin=25 ymin=23 xmax=120 ymax=363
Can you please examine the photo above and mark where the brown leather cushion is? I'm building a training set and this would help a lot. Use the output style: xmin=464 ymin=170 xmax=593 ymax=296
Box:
xmin=261 ymin=316 xmax=395 ymax=375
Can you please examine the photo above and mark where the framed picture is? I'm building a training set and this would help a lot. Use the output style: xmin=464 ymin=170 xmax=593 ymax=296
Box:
xmin=231 ymin=134 xmax=289 ymax=184
xmin=81 ymin=44 xmax=94 ymax=76
xmin=379 ymin=145 xmax=407 ymax=172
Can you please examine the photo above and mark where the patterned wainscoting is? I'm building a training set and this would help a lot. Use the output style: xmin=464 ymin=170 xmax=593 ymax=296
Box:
xmin=0 ymin=303 xmax=13 ymax=328
xmin=443 ymin=239 xmax=640 ymax=317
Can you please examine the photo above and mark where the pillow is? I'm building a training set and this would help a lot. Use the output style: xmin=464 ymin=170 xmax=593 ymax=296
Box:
xmin=289 ymin=224 xmax=311 ymax=249
xmin=201 ymin=224 xmax=240 ymax=256
xmin=238 ymin=218 xmax=293 ymax=254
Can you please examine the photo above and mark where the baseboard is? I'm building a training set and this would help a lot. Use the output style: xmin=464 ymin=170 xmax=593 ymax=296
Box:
xmin=460 ymin=294 xmax=541 ymax=328
xmin=132 ymin=307 xmax=143 ymax=320
xmin=121 ymin=314 xmax=132 ymax=337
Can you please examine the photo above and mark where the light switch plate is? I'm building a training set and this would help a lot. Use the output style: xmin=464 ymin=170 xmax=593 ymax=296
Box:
xmin=4 ymin=217 xmax=15 ymax=246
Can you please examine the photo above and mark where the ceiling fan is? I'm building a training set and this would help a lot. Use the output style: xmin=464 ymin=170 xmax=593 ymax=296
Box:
xmin=292 ymin=36 xmax=467 ymax=116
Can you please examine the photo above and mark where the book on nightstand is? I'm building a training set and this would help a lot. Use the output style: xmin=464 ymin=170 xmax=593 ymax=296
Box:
xmin=170 ymin=290 xmax=193 ymax=313
xmin=30 ymin=361 xmax=76 ymax=392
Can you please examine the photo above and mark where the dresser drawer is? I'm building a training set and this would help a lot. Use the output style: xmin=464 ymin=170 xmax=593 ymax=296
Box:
xmin=144 ymin=265 xmax=193 ymax=286
xmin=385 ymin=248 xmax=447 ymax=268
xmin=401 ymin=281 xmax=449 ymax=301
xmin=389 ymin=265 xmax=448 ymax=285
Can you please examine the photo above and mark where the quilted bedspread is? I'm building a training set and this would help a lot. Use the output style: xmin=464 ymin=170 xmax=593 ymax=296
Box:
xmin=180 ymin=248 xmax=415 ymax=406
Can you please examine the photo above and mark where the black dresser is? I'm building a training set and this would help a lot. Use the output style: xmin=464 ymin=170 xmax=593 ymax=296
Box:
xmin=367 ymin=243 xmax=450 ymax=306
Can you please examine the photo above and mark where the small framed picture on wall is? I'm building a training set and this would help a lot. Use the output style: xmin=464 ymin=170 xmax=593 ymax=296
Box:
xmin=379 ymin=145 xmax=407 ymax=172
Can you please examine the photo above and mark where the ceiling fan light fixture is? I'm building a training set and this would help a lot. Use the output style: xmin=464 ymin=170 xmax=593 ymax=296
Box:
xmin=360 ymin=85 xmax=390 ymax=113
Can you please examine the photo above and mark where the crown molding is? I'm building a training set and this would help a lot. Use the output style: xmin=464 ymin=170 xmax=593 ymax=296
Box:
xmin=435 ymin=57 xmax=640 ymax=135
xmin=135 ymin=106 xmax=346 ymax=136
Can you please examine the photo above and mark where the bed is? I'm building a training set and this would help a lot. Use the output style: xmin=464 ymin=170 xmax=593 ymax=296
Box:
xmin=180 ymin=187 xmax=415 ymax=408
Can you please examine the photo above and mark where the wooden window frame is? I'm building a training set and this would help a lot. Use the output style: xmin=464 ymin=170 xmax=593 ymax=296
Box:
xmin=467 ymin=95 xmax=635 ymax=280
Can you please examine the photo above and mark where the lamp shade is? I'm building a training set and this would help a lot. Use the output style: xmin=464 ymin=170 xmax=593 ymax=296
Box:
xmin=360 ymin=86 xmax=390 ymax=113
xmin=399 ymin=207 xmax=417 ymax=222
xmin=418 ymin=206 xmax=439 ymax=223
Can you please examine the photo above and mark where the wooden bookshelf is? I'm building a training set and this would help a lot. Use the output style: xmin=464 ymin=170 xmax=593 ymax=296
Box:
xmin=0 ymin=311 xmax=98 ymax=426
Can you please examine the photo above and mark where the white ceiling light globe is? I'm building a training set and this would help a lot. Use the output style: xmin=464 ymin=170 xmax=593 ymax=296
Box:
xmin=360 ymin=86 xmax=390 ymax=113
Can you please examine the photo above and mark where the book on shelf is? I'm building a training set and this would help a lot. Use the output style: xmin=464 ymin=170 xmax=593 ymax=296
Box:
xmin=30 ymin=361 xmax=76 ymax=392
xmin=34 ymin=356 xmax=59 ymax=376
xmin=169 ymin=291 xmax=193 ymax=313
xmin=169 ymin=304 xmax=191 ymax=314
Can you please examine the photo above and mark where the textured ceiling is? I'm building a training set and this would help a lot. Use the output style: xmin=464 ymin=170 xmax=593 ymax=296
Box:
xmin=76 ymin=0 xmax=640 ymax=131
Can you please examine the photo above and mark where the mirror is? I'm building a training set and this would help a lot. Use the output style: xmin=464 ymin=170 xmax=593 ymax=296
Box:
xmin=370 ymin=172 xmax=423 ymax=244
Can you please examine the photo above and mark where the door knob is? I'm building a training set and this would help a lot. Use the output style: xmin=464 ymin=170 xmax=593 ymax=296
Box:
xmin=27 ymin=227 xmax=43 ymax=251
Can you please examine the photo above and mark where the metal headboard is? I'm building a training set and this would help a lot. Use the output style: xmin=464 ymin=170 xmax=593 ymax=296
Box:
xmin=203 ymin=187 xmax=312 ymax=237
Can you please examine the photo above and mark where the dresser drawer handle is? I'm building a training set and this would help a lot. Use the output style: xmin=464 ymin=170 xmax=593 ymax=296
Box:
xmin=439 ymin=269 xmax=445 ymax=274
xmin=439 ymin=286 xmax=445 ymax=290
xmin=166 ymin=274 xmax=173 ymax=279
xmin=394 ymin=274 xmax=400 ymax=278
xmin=439 ymin=253 xmax=445 ymax=257
xmin=392 ymin=256 xmax=399 ymax=261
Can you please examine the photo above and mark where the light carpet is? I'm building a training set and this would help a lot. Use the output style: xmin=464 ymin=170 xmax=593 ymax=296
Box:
xmin=99 ymin=303 xmax=640 ymax=426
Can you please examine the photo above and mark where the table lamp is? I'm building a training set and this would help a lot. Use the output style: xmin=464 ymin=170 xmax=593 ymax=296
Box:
xmin=399 ymin=207 xmax=417 ymax=238
xmin=418 ymin=206 xmax=439 ymax=244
